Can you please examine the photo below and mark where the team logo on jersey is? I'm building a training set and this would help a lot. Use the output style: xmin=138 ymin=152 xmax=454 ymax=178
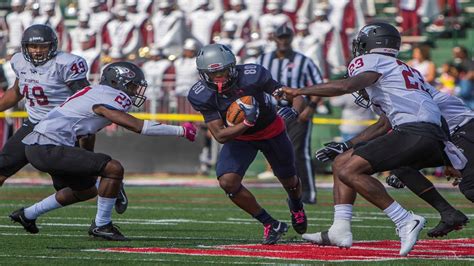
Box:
xmin=115 ymin=66 xmax=136 ymax=79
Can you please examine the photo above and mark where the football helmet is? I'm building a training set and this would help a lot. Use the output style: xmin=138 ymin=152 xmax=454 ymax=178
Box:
xmin=352 ymin=22 xmax=401 ymax=58
xmin=100 ymin=62 xmax=148 ymax=107
xmin=352 ymin=89 xmax=371 ymax=108
xmin=21 ymin=24 xmax=58 ymax=66
xmin=196 ymin=44 xmax=237 ymax=93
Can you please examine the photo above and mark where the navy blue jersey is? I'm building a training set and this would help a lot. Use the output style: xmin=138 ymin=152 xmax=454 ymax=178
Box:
xmin=188 ymin=64 xmax=281 ymax=135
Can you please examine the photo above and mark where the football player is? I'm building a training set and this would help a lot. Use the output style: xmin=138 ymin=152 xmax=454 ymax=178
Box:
xmin=9 ymin=62 xmax=197 ymax=240
xmin=188 ymin=44 xmax=307 ymax=244
xmin=0 ymin=24 xmax=130 ymax=214
xmin=276 ymin=22 xmax=464 ymax=256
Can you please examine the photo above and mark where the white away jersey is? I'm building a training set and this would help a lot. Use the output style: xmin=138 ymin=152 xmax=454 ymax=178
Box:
xmin=428 ymin=88 xmax=474 ymax=134
xmin=23 ymin=85 xmax=132 ymax=147
xmin=348 ymin=53 xmax=441 ymax=127
xmin=10 ymin=51 xmax=88 ymax=123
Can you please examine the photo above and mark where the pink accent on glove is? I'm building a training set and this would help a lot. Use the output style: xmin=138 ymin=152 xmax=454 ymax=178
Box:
xmin=243 ymin=119 xmax=255 ymax=127
xmin=182 ymin=122 xmax=197 ymax=142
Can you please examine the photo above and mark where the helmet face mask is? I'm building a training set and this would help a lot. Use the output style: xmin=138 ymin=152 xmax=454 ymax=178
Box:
xmin=352 ymin=22 xmax=401 ymax=58
xmin=100 ymin=62 xmax=148 ymax=108
xmin=352 ymin=89 xmax=371 ymax=109
xmin=21 ymin=25 xmax=58 ymax=66
xmin=196 ymin=44 xmax=237 ymax=94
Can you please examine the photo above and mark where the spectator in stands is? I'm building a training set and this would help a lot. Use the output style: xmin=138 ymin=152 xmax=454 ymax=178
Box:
xmin=173 ymin=39 xmax=200 ymax=98
xmin=5 ymin=0 xmax=29 ymax=50
xmin=88 ymin=0 xmax=112 ymax=39
xmin=258 ymin=0 xmax=293 ymax=41
xmin=398 ymin=0 xmax=422 ymax=36
xmin=188 ymin=0 xmax=223 ymax=46
xmin=438 ymin=63 xmax=459 ymax=95
xmin=308 ymin=7 xmax=345 ymax=79
xmin=407 ymin=44 xmax=436 ymax=85
xmin=125 ymin=0 xmax=151 ymax=48
xmin=69 ymin=12 xmax=97 ymax=53
xmin=216 ymin=21 xmax=245 ymax=63
xmin=151 ymin=0 xmax=188 ymax=55
xmin=102 ymin=4 xmax=140 ymax=58
xmin=450 ymin=46 xmax=474 ymax=108
xmin=242 ymin=43 xmax=263 ymax=64
xmin=142 ymin=48 xmax=173 ymax=114
xmin=223 ymin=0 xmax=252 ymax=41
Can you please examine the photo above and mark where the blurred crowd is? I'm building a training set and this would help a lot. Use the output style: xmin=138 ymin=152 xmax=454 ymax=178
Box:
xmin=0 ymin=0 xmax=472 ymax=115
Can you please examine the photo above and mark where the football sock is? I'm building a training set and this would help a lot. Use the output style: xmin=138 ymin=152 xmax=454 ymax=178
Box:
xmin=394 ymin=168 xmax=454 ymax=214
xmin=253 ymin=209 xmax=277 ymax=225
xmin=288 ymin=197 xmax=304 ymax=211
xmin=330 ymin=204 xmax=353 ymax=232
xmin=24 ymin=194 xmax=62 ymax=220
xmin=383 ymin=201 xmax=411 ymax=228
xmin=95 ymin=196 xmax=116 ymax=227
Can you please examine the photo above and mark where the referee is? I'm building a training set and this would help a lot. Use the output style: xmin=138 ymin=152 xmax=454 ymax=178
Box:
xmin=257 ymin=25 xmax=323 ymax=204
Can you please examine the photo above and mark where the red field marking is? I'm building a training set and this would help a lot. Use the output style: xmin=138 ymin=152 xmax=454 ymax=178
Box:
xmin=99 ymin=238 xmax=474 ymax=261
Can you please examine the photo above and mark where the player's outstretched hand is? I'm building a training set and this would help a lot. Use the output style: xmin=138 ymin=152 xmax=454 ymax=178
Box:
xmin=238 ymin=98 xmax=259 ymax=127
xmin=386 ymin=174 xmax=406 ymax=189
xmin=182 ymin=122 xmax=197 ymax=142
xmin=277 ymin=107 xmax=298 ymax=121
xmin=273 ymin=87 xmax=298 ymax=101
xmin=315 ymin=141 xmax=352 ymax=162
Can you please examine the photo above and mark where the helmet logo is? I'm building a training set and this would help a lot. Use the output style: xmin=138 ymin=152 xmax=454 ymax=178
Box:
xmin=208 ymin=63 xmax=223 ymax=71
xmin=114 ymin=66 xmax=136 ymax=78
xmin=361 ymin=25 xmax=379 ymax=35
xmin=29 ymin=36 xmax=45 ymax=42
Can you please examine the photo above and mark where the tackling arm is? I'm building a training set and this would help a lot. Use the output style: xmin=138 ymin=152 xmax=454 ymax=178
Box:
xmin=67 ymin=78 xmax=90 ymax=92
xmin=349 ymin=114 xmax=391 ymax=145
xmin=0 ymin=79 xmax=23 ymax=112
xmin=281 ymin=72 xmax=381 ymax=98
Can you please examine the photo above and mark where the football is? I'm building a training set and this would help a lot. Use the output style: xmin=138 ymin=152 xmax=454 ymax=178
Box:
xmin=226 ymin=96 xmax=255 ymax=126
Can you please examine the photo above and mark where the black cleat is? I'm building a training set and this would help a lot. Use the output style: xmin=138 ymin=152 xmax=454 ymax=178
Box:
xmin=115 ymin=182 xmax=128 ymax=214
xmin=88 ymin=220 xmax=129 ymax=241
xmin=427 ymin=210 xmax=469 ymax=238
xmin=9 ymin=208 xmax=39 ymax=234
xmin=262 ymin=221 xmax=288 ymax=245
xmin=290 ymin=209 xmax=308 ymax=234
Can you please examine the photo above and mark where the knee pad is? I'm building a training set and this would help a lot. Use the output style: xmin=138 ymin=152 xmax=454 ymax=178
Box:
xmin=225 ymin=184 xmax=243 ymax=198
xmin=283 ymin=177 xmax=300 ymax=191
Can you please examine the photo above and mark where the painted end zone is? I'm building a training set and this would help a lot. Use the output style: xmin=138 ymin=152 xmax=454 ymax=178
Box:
xmin=98 ymin=238 xmax=474 ymax=262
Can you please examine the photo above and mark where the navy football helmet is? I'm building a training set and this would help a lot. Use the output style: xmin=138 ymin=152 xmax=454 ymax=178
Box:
xmin=196 ymin=44 xmax=238 ymax=93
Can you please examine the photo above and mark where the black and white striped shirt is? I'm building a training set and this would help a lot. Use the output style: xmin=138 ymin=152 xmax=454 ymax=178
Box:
xmin=257 ymin=51 xmax=323 ymax=88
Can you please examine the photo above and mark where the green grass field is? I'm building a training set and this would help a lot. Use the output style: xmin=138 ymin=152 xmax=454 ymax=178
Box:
xmin=0 ymin=184 xmax=472 ymax=265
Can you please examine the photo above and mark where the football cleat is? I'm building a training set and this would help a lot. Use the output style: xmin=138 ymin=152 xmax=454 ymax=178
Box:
xmin=427 ymin=210 xmax=469 ymax=238
xmin=88 ymin=220 xmax=129 ymax=241
xmin=263 ymin=221 xmax=288 ymax=245
xmin=302 ymin=230 xmax=353 ymax=248
xmin=290 ymin=209 xmax=308 ymax=234
xmin=9 ymin=208 xmax=39 ymax=234
xmin=115 ymin=182 xmax=128 ymax=214
xmin=397 ymin=213 xmax=426 ymax=256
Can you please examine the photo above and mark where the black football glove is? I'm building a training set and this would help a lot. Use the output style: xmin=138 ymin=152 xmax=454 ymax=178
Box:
xmin=277 ymin=107 xmax=298 ymax=121
xmin=386 ymin=174 xmax=406 ymax=189
xmin=238 ymin=98 xmax=259 ymax=127
xmin=315 ymin=141 xmax=352 ymax=162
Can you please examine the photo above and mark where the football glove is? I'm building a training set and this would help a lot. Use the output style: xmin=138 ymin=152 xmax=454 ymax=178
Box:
xmin=386 ymin=174 xmax=406 ymax=189
xmin=239 ymin=99 xmax=259 ymax=127
xmin=315 ymin=141 xmax=352 ymax=162
xmin=182 ymin=122 xmax=197 ymax=142
xmin=277 ymin=107 xmax=298 ymax=121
